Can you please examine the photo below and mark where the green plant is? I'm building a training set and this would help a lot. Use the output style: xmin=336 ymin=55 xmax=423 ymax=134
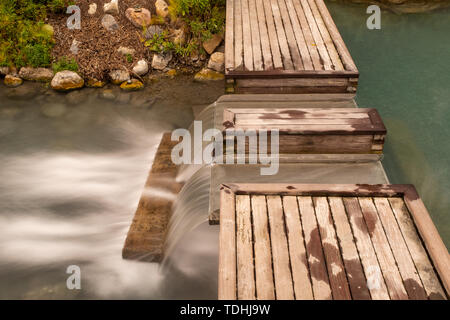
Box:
xmin=170 ymin=0 xmax=225 ymax=41
xmin=0 ymin=0 xmax=69 ymax=68
xmin=52 ymin=56 xmax=78 ymax=73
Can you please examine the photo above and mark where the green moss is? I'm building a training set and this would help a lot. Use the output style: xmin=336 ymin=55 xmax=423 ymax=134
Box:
xmin=0 ymin=1 xmax=69 ymax=68
xmin=144 ymin=31 xmax=199 ymax=58
xmin=52 ymin=56 xmax=78 ymax=73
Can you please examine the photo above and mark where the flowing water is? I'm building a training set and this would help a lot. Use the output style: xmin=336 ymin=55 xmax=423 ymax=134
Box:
xmin=0 ymin=4 xmax=449 ymax=299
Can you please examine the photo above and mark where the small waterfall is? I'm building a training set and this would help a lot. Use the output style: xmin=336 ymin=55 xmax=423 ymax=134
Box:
xmin=176 ymin=103 xmax=216 ymax=183
xmin=162 ymin=165 xmax=212 ymax=268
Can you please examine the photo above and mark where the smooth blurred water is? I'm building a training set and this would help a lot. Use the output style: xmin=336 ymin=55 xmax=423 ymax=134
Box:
xmin=327 ymin=1 xmax=450 ymax=247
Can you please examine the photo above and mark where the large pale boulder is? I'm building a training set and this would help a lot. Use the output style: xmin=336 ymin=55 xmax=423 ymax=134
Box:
xmin=19 ymin=67 xmax=53 ymax=82
xmin=125 ymin=7 xmax=151 ymax=28
xmin=4 ymin=75 xmax=23 ymax=88
xmin=51 ymin=71 xmax=84 ymax=91
xmin=133 ymin=60 xmax=149 ymax=76
xmin=152 ymin=52 xmax=172 ymax=70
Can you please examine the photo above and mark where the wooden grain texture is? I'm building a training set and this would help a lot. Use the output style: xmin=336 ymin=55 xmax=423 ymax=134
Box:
xmin=241 ymin=0 xmax=254 ymax=71
xmin=343 ymin=197 xmax=390 ymax=300
xmin=262 ymin=0 xmax=283 ymax=69
xmin=313 ymin=196 xmax=351 ymax=299
xmin=328 ymin=197 xmax=371 ymax=300
xmin=218 ymin=187 xmax=237 ymax=300
xmin=255 ymin=0 xmax=273 ymax=70
xmin=373 ymin=197 xmax=428 ymax=300
xmin=248 ymin=0 xmax=263 ymax=71
xmin=251 ymin=195 xmax=276 ymax=299
xmin=225 ymin=0 xmax=234 ymax=72
xmin=282 ymin=196 xmax=314 ymax=299
xmin=234 ymin=0 xmax=243 ymax=70
xmin=389 ymin=197 xmax=447 ymax=300
xmin=359 ymin=197 xmax=409 ymax=300
xmin=267 ymin=196 xmax=295 ymax=299
xmin=298 ymin=196 xmax=332 ymax=299
xmin=270 ymin=0 xmax=294 ymax=70
xmin=236 ymin=195 xmax=256 ymax=299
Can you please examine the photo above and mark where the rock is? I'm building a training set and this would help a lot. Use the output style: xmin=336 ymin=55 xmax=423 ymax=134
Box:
xmin=0 ymin=67 xmax=10 ymax=76
xmin=101 ymin=89 xmax=116 ymax=100
xmin=51 ymin=71 xmax=84 ymax=91
xmin=172 ymin=28 xmax=186 ymax=46
xmin=41 ymin=103 xmax=67 ymax=118
xmin=65 ymin=90 xmax=87 ymax=105
xmin=4 ymin=75 xmax=23 ymax=87
xmin=166 ymin=69 xmax=177 ymax=78
xmin=120 ymin=79 xmax=144 ymax=91
xmin=152 ymin=52 xmax=172 ymax=70
xmin=132 ymin=59 xmax=149 ymax=76
xmin=88 ymin=3 xmax=97 ymax=15
xmin=144 ymin=25 xmax=163 ymax=40
xmin=109 ymin=69 xmax=130 ymax=84
xmin=155 ymin=0 xmax=169 ymax=18
xmin=103 ymin=0 xmax=119 ymax=15
xmin=42 ymin=24 xmax=54 ymax=37
xmin=202 ymin=34 xmax=223 ymax=55
xmin=207 ymin=52 xmax=225 ymax=72
xmin=117 ymin=46 xmax=135 ymax=56
xmin=19 ymin=67 xmax=53 ymax=82
xmin=86 ymin=78 xmax=106 ymax=88
xmin=125 ymin=7 xmax=151 ymax=28
xmin=194 ymin=68 xmax=225 ymax=82
xmin=70 ymin=39 xmax=81 ymax=55
xmin=101 ymin=14 xmax=119 ymax=32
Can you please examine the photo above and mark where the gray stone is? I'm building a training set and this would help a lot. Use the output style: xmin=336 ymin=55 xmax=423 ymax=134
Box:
xmin=51 ymin=71 xmax=84 ymax=91
xmin=109 ymin=69 xmax=130 ymax=84
xmin=101 ymin=14 xmax=119 ymax=32
xmin=132 ymin=59 xmax=149 ymax=76
xmin=104 ymin=0 xmax=119 ymax=15
xmin=125 ymin=7 xmax=151 ymax=28
xmin=117 ymin=46 xmax=135 ymax=56
xmin=152 ymin=52 xmax=172 ymax=70
xmin=70 ymin=39 xmax=81 ymax=55
xmin=155 ymin=0 xmax=169 ymax=18
xmin=65 ymin=90 xmax=87 ymax=105
xmin=0 ymin=67 xmax=9 ymax=76
xmin=203 ymin=34 xmax=223 ymax=55
xmin=4 ymin=75 xmax=23 ymax=87
xmin=207 ymin=52 xmax=225 ymax=72
xmin=88 ymin=3 xmax=97 ymax=15
xmin=19 ymin=67 xmax=53 ymax=82
xmin=144 ymin=25 xmax=163 ymax=40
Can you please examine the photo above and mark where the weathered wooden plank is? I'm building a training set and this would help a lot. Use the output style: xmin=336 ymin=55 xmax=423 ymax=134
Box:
xmin=225 ymin=0 xmax=234 ymax=72
xmin=267 ymin=196 xmax=295 ymax=299
xmin=270 ymin=0 xmax=294 ymax=70
xmin=241 ymin=0 xmax=254 ymax=71
xmin=276 ymin=0 xmax=304 ymax=70
xmin=236 ymin=195 xmax=256 ymax=300
xmin=251 ymin=195 xmax=276 ymax=299
xmin=248 ymin=0 xmax=263 ymax=71
xmin=235 ymin=118 xmax=371 ymax=125
xmin=313 ymin=196 xmax=351 ymax=299
xmin=282 ymin=196 xmax=314 ymax=299
xmin=234 ymin=0 xmax=244 ymax=70
xmin=389 ymin=197 xmax=447 ymax=300
xmin=373 ymin=197 xmax=428 ymax=299
xmin=237 ymin=77 xmax=349 ymax=87
xmin=307 ymin=0 xmax=344 ymax=70
xmin=300 ymin=0 xmax=333 ymax=70
xmin=219 ymin=187 xmax=237 ymax=300
xmin=358 ymin=197 xmax=409 ymax=300
xmin=314 ymin=0 xmax=357 ymax=71
xmin=255 ymin=0 xmax=274 ymax=70
xmin=402 ymin=187 xmax=450 ymax=296
xmin=285 ymin=0 xmax=313 ymax=70
xmin=297 ymin=196 xmax=332 ymax=299
xmin=328 ymin=197 xmax=371 ymax=300
xmin=291 ymin=0 xmax=322 ymax=70
xmin=343 ymin=197 xmax=390 ymax=300
xmin=262 ymin=0 xmax=283 ymax=69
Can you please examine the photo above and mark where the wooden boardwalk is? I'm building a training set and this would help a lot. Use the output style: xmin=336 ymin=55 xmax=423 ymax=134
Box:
xmin=225 ymin=0 xmax=358 ymax=94
xmin=219 ymin=184 xmax=450 ymax=300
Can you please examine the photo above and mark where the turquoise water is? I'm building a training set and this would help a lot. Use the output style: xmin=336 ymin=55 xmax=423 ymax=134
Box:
xmin=327 ymin=2 xmax=450 ymax=247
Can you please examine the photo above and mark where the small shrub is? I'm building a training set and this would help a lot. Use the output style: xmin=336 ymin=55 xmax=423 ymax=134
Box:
xmin=52 ymin=56 xmax=78 ymax=73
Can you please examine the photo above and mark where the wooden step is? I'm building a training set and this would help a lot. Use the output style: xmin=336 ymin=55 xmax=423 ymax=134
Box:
xmin=218 ymin=183 xmax=449 ymax=300
xmin=225 ymin=0 xmax=358 ymax=94
xmin=222 ymin=108 xmax=386 ymax=154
